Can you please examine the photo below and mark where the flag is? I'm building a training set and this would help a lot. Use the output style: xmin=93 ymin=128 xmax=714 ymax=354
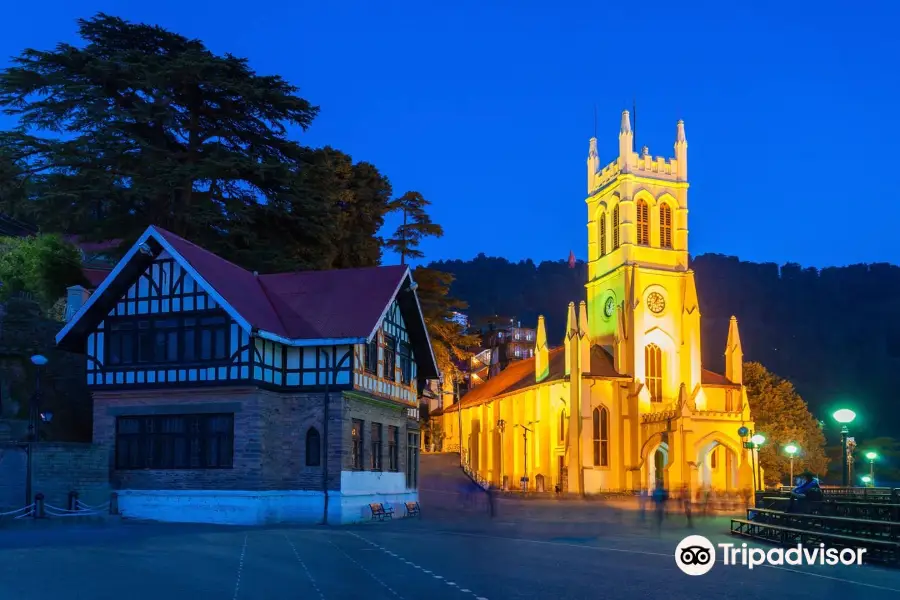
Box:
xmin=568 ymin=250 xmax=576 ymax=269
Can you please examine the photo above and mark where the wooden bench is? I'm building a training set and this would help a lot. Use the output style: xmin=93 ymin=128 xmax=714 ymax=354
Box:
xmin=731 ymin=518 xmax=900 ymax=565
xmin=369 ymin=502 xmax=394 ymax=521
xmin=404 ymin=501 xmax=421 ymax=518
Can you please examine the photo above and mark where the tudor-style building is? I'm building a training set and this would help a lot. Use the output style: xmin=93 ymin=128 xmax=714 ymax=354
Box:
xmin=56 ymin=225 xmax=438 ymax=525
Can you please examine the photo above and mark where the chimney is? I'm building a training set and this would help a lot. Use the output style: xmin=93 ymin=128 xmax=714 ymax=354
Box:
xmin=65 ymin=285 xmax=92 ymax=322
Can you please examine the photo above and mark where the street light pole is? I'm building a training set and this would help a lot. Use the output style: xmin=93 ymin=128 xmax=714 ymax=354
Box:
xmin=497 ymin=419 xmax=506 ymax=489
xmin=832 ymin=409 xmax=856 ymax=488
xmin=865 ymin=451 xmax=877 ymax=486
xmin=784 ymin=444 xmax=798 ymax=484
xmin=25 ymin=355 xmax=48 ymax=508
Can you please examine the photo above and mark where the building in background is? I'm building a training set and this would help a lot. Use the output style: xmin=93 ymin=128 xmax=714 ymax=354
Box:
xmin=434 ymin=111 xmax=757 ymax=494
xmin=57 ymin=225 xmax=437 ymax=525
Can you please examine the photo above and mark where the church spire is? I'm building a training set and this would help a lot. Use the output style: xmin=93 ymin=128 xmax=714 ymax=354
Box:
xmin=618 ymin=110 xmax=634 ymax=172
xmin=587 ymin=137 xmax=599 ymax=194
xmin=675 ymin=119 xmax=688 ymax=181
xmin=725 ymin=316 xmax=743 ymax=384
xmin=578 ymin=300 xmax=591 ymax=372
xmin=535 ymin=315 xmax=549 ymax=382
xmin=564 ymin=302 xmax=578 ymax=376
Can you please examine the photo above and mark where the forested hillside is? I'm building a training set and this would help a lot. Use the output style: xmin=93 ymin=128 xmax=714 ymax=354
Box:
xmin=429 ymin=253 xmax=900 ymax=440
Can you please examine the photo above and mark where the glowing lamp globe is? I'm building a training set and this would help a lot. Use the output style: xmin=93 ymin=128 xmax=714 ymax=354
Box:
xmin=737 ymin=426 xmax=750 ymax=438
xmin=750 ymin=434 xmax=766 ymax=446
xmin=30 ymin=355 xmax=48 ymax=367
xmin=832 ymin=409 xmax=856 ymax=425
xmin=785 ymin=444 xmax=798 ymax=456
xmin=866 ymin=451 xmax=878 ymax=461
xmin=861 ymin=475 xmax=872 ymax=484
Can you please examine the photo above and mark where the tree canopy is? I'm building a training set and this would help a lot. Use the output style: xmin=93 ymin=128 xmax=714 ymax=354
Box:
xmin=743 ymin=361 xmax=829 ymax=485
xmin=0 ymin=234 xmax=87 ymax=308
xmin=0 ymin=13 xmax=391 ymax=271
xmin=385 ymin=191 xmax=443 ymax=265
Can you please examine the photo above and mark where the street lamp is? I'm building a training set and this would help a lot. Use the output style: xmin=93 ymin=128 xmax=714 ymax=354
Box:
xmin=832 ymin=408 xmax=857 ymax=487
xmin=785 ymin=443 xmax=799 ymax=484
xmin=750 ymin=434 xmax=766 ymax=490
xmin=497 ymin=419 xmax=506 ymax=489
xmin=861 ymin=475 xmax=872 ymax=487
xmin=514 ymin=421 xmax=536 ymax=494
xmin=865 ymin=451 xmax=877 ymax=486
xmin=25 ymin=354 xmax=48 ymax=508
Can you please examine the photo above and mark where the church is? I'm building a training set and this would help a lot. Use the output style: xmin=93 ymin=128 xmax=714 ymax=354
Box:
xmin=435 ymin=111 xmax=757 ymax=494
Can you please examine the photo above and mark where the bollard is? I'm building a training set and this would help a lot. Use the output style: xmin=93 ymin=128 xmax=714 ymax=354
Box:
xmin=109 ymin=492 xmax=119 ymax=515
xmin=34 ymin=493 xmax=45 ymax=519
xmin=68 ymin=490 xmax=79 ymax=511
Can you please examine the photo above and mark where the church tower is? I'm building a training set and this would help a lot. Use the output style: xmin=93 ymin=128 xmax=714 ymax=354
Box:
xmin=585 ymin=111 xmax=702 ymax=409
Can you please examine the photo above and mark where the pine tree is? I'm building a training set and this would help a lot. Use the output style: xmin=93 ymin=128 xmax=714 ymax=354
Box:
xmin=385 ymin=191 xmax=443 ymax=265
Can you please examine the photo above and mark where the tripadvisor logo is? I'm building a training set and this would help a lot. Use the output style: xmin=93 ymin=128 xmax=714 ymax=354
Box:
xmin=675 ymin=535 xmax=867 ymax=575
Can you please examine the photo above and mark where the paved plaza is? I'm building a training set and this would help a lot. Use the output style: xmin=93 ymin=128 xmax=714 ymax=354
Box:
xmin=1 ymin=511 xmax=899 ymax=600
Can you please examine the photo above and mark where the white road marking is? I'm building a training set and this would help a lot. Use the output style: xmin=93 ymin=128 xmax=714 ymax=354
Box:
xmin=327 ymin=537 xmax=404 ymax=599
xmin=232 ymin=534 xmax=247 ymax=600
xmin=284 ymin=533 xmax=326 ymax=599
xmin=347 ymin=531 xmax=490 ymax=599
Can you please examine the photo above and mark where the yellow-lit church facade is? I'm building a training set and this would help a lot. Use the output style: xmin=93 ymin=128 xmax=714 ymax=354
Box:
xmin=435 ymin=111 xmax=757 ymax=494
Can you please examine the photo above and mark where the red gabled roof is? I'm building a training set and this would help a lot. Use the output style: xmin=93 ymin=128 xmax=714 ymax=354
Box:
xmin=701 ymin=369 xmax=739 ymax=387
xmin=152 ymin=227 xmax=408 ymax=342
xmin=259 ymin=266 xmax=407 ymax=340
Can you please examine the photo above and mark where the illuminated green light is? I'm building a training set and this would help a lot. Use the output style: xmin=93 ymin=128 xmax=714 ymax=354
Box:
xmin=832 ymin=409 xmax=856 ymax=424
xmin=785 ymin=444 xmax=798 ymax=456
xmin=750 ymin=434 xmax=766 ymax=446
xmin=866 ymin=451 xmax=877 ymax=461
xmin=861 ymin=475 xmax=872 ymax=484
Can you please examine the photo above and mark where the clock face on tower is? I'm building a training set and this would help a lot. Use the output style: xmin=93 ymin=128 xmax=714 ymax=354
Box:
xmin=604 ymin=296 xmax=615 ymax=318
xmin=646 ymin=292 xmax=666 ymax=314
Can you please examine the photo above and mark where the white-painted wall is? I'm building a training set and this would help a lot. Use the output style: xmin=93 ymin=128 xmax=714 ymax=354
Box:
xmin=116 ymin=476 xmax=419 ymax=526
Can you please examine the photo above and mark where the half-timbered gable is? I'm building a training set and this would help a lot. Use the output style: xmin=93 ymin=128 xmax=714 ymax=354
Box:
xmin=58 ymin=226 xmax=438 ymax=395
xmin=354 ymin=299 xmax=419 ymax=404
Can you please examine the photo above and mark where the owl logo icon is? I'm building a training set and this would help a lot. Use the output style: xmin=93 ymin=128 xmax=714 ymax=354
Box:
xmin=675 ymin=535 xmax=716 ymax=575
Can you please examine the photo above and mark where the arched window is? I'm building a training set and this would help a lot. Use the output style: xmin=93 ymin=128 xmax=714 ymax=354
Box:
xmin=559 ymin=411 xmax=566 ymax=443
xmin=612 ymin=205 xmax=620 ymax=250
xmin=306 ymin=427 xmax=321 ymax=466
xmin=645 ymin=344 xmax=663 ymax=403
xmin=598 ymin=213 xmax=607 ymax=257
xmin=592 ymin=407 xmax=609 ymax=467
xmin=710 ymin=447 xmax=718 ymax=469
xmin=660 ymin=203 xmax=672 ymax=249
xmin=636 ymin=199 xmax=649 ymax=245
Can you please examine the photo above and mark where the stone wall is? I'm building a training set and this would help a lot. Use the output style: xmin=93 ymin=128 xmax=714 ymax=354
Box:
xmin=33 ymin=442 xmax=110 ymax=509
xmin=0 ymin=442 xmax=110 ymax=511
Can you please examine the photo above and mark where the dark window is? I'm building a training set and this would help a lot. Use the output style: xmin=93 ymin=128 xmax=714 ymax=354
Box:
xmin=636 ymin=199 xmax=649 ymax=245
xmin=592 ymin=407 xmax=609 ymax=467
xmin=383 ymin=334 xmax=396 ymax=381
xmin=612 ymin=205 xmax=620 ymax=249
xmin=398 ymin=342 xmax=412 ymax=385
xmin=406 ymin=432 xmax=419 ymax=488
xmin=114 ymin=413 xmax=234 ymax=470
xmin=371 ymin=422 xmax=383 ymax=470
xmin=306 ymin=427 xmax=321 ymax=466
xmin=106 ymin=314 xmax=229 ymax=367
xmin=364 ymin=338 xmax=378 ymax=374
xmin=599 ymin=212 xmax=607 ymax=257
xmin=660 ymin=203 xmax=673 ymax=249
xmin=388 ymin=425 xmax=399 ymax=471
xmin=351 ymin=419 xmax=363 ymax=470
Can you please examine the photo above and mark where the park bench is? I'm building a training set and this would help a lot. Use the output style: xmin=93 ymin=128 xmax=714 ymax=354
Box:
xmin=369 ymin=503 xmax=394 ymax=521
xmin=731 ymin=518 xmax=900 ymax=566
xmin=748 ymin=508 xmax=900 ymax=541
xmin=404 ymin=501 xmax=421 ymax=518
xmin=761 ymin=496 xmax=900 ymax=521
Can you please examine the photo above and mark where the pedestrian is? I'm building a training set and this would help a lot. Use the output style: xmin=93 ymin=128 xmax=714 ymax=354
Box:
xmin=681 ymin=484 xmax=693 ymax=528
xmin=638 ymin=488 xmax=647 ymax=523
xmin=652 ymin=484 xmax=668 ymax=533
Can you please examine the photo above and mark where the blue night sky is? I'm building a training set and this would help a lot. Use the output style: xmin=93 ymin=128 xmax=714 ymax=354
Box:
xmin=2 ymin=1 xmax=898 ymax=268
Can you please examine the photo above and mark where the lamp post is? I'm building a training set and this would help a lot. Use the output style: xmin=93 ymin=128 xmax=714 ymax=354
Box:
xmin=832 ymin=409 xmax=857 ymax=487
xmin=25 ymin=354 xmax=49 ymax=508
xmin=750 ymin=433 xmax=766 ymax=491
xmin=784 ymin=443 xmax=798 ymax=484
xmin=514 ymin=422 xmax=535 ymax=494
xmin=865 ymin=451 xmax=877 ymax=486
xmin=497 ymin=419 xmax=506 ymax=490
